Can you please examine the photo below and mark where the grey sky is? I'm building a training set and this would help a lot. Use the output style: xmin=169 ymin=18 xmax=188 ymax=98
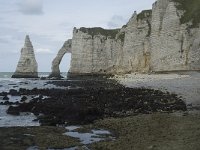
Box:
xmin=0 ymin=0 xmax=155 ymax=72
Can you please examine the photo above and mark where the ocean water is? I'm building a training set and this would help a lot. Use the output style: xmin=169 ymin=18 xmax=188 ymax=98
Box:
xmin=0 ymin=72 xmax=67 ymax=78
xmin=0 ymin=72 xmax=67 ymax=127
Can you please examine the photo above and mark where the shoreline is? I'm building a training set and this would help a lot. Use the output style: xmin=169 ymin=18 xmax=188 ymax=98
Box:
xmin=0 ymin=73 xmax=200 ymax=149
xmin=112 ymin=71 xmax=200 ymax=108
xmin=1 ymin=79 xmax=187 ymax=126
xmin=1 ymin=72 xmax=200 ymax=127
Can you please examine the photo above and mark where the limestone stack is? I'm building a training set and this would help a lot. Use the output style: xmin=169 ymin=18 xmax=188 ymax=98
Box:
xmin=12 ymin=35 xmax=38 ymax=78
xmin=49 ymin=39 xmax=72 ymax=78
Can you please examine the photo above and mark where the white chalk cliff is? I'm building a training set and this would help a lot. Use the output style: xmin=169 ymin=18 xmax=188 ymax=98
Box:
xmin=12 ymin=35 xmax=38 ymax=78
xmin=52 ymin=0 xmax=200 ymax=76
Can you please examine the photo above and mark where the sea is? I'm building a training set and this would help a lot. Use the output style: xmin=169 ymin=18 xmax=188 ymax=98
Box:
xmin=0 ymin=72 xmax=67 ymax=78
xmin=0 ymin=72 xmax=67 ymax=127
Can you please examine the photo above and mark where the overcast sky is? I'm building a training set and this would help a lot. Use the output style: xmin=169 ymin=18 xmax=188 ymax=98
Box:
xmin=0 ymin=0 xmax=155 ymax=72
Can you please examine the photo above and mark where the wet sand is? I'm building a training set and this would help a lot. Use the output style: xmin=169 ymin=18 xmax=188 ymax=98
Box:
xmin=89 ymin=113 xmax=200 ymax=150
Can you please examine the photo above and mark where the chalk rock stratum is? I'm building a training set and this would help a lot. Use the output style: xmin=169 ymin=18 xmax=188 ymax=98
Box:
xmin=12 ymin=35 xmax=38 ymax=78
xmin=53 ymin=0 xmax=200 ymax=77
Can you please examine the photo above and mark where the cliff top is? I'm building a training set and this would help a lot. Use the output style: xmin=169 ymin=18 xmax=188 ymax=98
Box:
xmin=79 ymin=27 xmax=120 ymax=39
xmin=137 ymin=10 xmax=152 ymax=21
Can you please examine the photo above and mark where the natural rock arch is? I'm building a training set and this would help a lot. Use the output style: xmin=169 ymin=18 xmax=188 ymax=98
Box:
xmin=49 ymin=39 xmax=72 ymax=78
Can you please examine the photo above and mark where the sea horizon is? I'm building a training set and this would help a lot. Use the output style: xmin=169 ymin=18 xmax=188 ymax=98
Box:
xmin=0 ymin=72 xmax=67 ymax=78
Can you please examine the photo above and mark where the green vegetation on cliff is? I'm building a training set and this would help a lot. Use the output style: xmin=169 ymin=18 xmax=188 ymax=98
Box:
xmin=116 ymin=32 xmax=125 ymax=43
xmin=136 ymin=10 xmax=152 ymax=37
xmin=79 ymin=27 xmax=120 ymax=39
xmin=122 ymin=24 xmax=127 ymax=28
xmin=173 ymin=0 xmax=200 ymax=28
xmin=137 ymin=10 xmax=152 ymax=21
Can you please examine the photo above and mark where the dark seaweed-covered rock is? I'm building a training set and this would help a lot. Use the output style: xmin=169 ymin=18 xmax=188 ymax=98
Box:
xmin=2 ymin=101 xmax=10 ymax=105
xmin=9 ymin=89 xmax=19 ymax=96
xmin=3 ymin=96 xmax=9 ymax=100
xmin=21 ymin=96 xmax=27 ymax=102
xmin=1 ymin=101 xmax=20 ymax=105
xmin=7 ymin=106 xmax=20 ymax=115
xmin=5 ymin=79 xmax=187 ymax=126
xmin=0 ymin=92 xmax=8 ymax=97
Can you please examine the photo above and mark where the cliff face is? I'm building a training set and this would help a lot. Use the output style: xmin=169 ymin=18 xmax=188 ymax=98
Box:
xmin=120 ymin=10 xmax=152 ymax=73
xmin=12 ymin=35 xmax=38 ymax=78
xmin=150 ymin=0 xmax=200 ymax=71
xmin=69 ymin=27 xmax=123 ymax=74
xmin=57 ymin=0 xmax=200 ymax=76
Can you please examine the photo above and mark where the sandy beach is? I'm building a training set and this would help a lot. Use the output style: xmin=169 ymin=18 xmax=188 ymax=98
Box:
xmin=113 ymin=71 xmax=200 ymax=107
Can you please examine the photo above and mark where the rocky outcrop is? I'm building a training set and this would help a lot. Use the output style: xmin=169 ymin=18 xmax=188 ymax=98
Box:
xmin=49 ymin=39 xmax=72 ymax=78
xmin=59 ymin=0 xmax=200 ymax=76
xmin=12 ymin=35 xmax=38 ymax=78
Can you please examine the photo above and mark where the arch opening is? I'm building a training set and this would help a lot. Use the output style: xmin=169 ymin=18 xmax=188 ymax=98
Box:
xmin=59 ymin=53 xmax=71 ymax=78
xmin=49 ymin=39 xmax=72 ymax=78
